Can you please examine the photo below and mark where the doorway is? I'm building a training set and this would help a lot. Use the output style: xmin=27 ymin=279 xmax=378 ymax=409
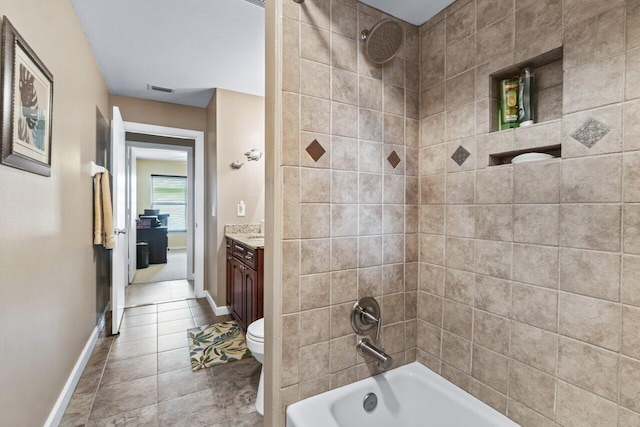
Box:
xmin=113 ymin=118 xmax=206 ymax=313
xmin=127 ymin=142 xmax=193 ymax=305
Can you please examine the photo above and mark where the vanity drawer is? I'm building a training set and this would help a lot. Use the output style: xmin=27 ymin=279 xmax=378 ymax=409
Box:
xmin=242 ymin=247 xmax=257 ymax=269
xmin=232 ymin=242 xmax=246 ymax=259
xmin=226 ymin=238 xmax=233 ymax=253
xmin=232 ymin=242 xmax=256 ymax=269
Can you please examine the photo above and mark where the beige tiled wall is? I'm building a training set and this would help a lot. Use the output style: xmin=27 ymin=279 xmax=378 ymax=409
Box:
xmin=417 ymin=0 xmax=640 ymax=425
xmin=277 ymin=0 xmax=420 ymax=407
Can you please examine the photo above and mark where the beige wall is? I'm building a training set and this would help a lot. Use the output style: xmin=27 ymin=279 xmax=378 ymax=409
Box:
xmin=206 ymin=89 xmax=265 ymax=303
xmin=273 ymin=0 xmax=420 ymax=417
xmin=110 ymin=94 xmax=207 ymax=132
xmin=416 ymin=1 xmax=640 ymax=425
xmin=0 ymin=3 xmax=109 ymax=425
xmin=136 ymin=159 xmax=188 ymax=248
xmin=206 ymin=91 xmax=218 ymax=298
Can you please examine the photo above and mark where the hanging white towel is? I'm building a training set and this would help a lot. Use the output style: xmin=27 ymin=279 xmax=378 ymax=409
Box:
xmin=93 ymin=171 xmax=115 ymax=249
xmin=93 ymin=173 xmax=103 ymax=245
xmin=101 ymin=172 xmax=115 ymax=249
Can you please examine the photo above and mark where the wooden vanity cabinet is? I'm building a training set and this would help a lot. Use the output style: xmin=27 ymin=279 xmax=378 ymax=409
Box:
xmin=230 ymin=257 xmax=245 ymax=324
xmin=225 ymin=237 xmax=263 ymax=331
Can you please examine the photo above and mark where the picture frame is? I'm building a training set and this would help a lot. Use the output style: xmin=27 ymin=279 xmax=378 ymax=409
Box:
xmin=1 ymin=16 xmax=54 ymax=177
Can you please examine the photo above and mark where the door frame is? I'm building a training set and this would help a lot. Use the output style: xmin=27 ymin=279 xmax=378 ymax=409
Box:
xmin=122 ymin=121 xmax=206 ymax=298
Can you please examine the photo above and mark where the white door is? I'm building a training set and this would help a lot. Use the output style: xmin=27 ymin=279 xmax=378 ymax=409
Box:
xmin=111 ymin=106 xmax=127 ymax=335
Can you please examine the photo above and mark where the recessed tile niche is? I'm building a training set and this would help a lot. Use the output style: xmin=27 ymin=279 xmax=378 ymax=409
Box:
xmin=489 ymin=144 xmax=561 ymax=166
xmin=489 ymin=47 xmax=564 ymax=133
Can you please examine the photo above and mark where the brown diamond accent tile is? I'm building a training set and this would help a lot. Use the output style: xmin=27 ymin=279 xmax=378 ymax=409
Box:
xmin=306 ymin=139 xmax=326 ymax=162
xmin=387 ymin=150 xmax=401 ymax=169
xmin=451 ymin=145 xmax=470 ymax=166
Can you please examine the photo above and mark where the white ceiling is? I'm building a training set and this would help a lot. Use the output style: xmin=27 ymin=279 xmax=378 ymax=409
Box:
xmin=361 ymin=0 xmax=455 ymax=26
xmin=134 ymin=147 xmax=188 ymax=162
xmin=71 ymin=0 xmax=265 ymax=108
xmin=71 ymin=0 xmax=453 ymax=108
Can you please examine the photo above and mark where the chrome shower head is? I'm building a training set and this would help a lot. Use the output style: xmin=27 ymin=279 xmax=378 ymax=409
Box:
xmin=361 ymin=19 xmax=404 ymax=65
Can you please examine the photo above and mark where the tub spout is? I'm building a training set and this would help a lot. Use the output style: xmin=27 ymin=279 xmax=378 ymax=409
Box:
xmin=357 ymin=338 xmax=393 ymax=370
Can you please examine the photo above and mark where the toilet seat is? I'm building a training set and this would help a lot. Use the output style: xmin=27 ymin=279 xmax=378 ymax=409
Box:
xmin=247 ymin=318 xmax=264 ymax=342
xmin=247 ymin=332 xmax=264 ymax=343
xmin=245 ymin=318 xmax=265 ymax=415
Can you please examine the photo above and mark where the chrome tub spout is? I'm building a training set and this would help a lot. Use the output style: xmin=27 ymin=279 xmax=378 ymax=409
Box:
xmin=357 ymin=337 xmax=393 ymax=370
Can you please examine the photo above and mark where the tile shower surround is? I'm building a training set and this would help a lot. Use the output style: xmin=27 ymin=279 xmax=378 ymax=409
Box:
xmin=276 ymin=0 xmax=640 ymax=425
xmin=415 ymin=0 xmax=640 ymax=425
xmin=278 ymin=0 xmax=421 ymax=408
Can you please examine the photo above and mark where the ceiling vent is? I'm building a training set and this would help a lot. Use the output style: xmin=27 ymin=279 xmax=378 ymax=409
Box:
xmin=147 ymin=84 xmax=175 ymax=93
xmin=243 ymin=0 xmax=265 ymax=8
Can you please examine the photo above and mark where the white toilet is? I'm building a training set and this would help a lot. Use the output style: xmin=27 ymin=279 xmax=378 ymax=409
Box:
xmin=246 ymin=318 xmax=265 ymax=415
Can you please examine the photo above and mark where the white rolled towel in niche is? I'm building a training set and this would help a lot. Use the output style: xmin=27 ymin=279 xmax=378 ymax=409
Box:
xmin=511 ymin=152 xmax=555 ymax=164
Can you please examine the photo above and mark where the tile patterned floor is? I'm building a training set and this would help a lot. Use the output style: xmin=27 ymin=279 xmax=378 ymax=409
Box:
xmin=60 ymin=299 xmax=262 ymax=427
xmin=125 ymin=280 xmax=195 ymax=306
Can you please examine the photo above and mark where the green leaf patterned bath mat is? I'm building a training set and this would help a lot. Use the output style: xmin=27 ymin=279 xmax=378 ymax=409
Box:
xmin=187 ymin=321 xmax=252 ymax=371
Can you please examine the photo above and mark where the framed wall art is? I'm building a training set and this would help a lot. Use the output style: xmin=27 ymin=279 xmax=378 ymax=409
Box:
xmin=1 ymin=16 xmax=53 ymax=176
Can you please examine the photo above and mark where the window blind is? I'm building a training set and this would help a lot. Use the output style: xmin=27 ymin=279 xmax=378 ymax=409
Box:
xmin=151 ymin=175 xmax=187 ymax=232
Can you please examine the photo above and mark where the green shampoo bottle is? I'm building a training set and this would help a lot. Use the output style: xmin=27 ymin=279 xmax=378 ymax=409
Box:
xmin=500 ymin=78 xmax=520 ymax=130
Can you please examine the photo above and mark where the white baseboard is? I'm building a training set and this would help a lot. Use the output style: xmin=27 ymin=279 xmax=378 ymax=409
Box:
xmin=44 ymin=322 xmax=100 ymax=427
xmin=168 ymin=246 xmax=187 ymax=250
xmin=204 ymin=290 xmax=230 ymax=316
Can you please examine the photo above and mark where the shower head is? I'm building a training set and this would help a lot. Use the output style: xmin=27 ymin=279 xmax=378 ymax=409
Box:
xmin=361 ymin=19 xmax=404 ymax=65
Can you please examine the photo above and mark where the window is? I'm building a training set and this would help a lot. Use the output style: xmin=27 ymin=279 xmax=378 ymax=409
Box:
xmin=151 ymin=175 xmax=187 ymax=232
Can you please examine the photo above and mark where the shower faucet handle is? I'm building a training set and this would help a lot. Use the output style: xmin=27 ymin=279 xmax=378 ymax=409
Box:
xmin=351 ymin=297 xmax=382 ymax=342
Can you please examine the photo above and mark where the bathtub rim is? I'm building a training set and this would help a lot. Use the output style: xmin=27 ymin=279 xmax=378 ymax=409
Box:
xmin=285 ymin=361 xmax=520 ymax=427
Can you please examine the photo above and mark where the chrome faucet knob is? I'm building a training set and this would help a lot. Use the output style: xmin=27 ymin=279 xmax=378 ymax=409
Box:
xmin=361 ymin=309 xmax=379 ymax=326
xmin=351 ymin=297 xmax=382 ymax=341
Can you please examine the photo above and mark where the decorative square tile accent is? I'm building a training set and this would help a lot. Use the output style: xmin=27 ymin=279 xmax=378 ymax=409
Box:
xmin=306 ymin=139 xmax=326 ymax=162
xmin=451 ymin=145 xmax=470 ymax=166
xmin=570 ymin=118 xmax=611 ymax=148
xmin=387 ymin=150 xmax=401 ymax=169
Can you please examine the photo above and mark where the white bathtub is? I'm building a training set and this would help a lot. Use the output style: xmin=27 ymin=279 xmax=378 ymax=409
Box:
xmin=286 ymin=362 xmax=519 ymax=427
